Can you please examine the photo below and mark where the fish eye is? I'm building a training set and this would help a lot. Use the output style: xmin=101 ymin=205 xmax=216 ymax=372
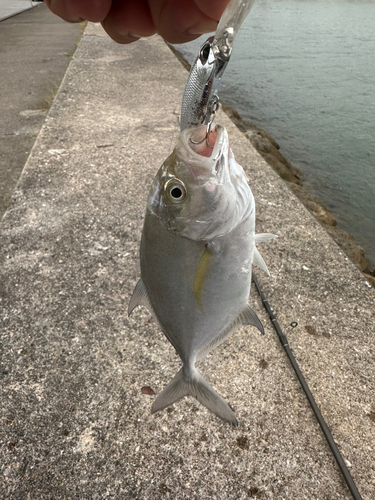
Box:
xmin=165 ymin=179 xmax=187 ymax=204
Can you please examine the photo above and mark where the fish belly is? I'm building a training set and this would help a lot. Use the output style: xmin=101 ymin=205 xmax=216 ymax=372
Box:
xmin=141 ymin=213 xmax=254 ymax=363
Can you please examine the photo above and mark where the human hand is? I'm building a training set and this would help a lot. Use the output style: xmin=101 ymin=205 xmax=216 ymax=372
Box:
xmin=44 ymin=0 xmax=231 ymax=44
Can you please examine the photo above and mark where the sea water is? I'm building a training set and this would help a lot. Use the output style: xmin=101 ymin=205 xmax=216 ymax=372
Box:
xmin=175 ymin=0 xmax=375 ymax=266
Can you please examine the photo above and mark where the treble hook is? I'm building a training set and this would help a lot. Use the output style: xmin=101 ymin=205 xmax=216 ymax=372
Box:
xmin=190 ymin=121 xmax=216 ymax=148
xmin=189 ymin=93 xmax=219 ymax=148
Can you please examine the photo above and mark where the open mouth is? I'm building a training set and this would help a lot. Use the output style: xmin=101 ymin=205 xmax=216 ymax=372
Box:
xmin=177 ymin=124 xmax=228 ymax=180
xmin=188 ymin=125 xmax=219 ymax=158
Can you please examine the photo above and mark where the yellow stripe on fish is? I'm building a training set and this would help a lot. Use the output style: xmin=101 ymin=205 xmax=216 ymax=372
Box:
xmin=193 ymin=245 xmax=211 ymax=313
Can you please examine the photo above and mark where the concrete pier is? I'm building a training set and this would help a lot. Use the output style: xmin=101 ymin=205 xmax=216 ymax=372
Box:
xmin=0 ymin=0 xmax=36 ymax=22
xmin=1 ymin=22 xmax=374 ymax=499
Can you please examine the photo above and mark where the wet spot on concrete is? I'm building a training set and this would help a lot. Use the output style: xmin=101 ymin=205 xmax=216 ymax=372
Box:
xmin=236 ymin=436 xmax=249 ymax=450
xmin=305 ymin=325 xmax=317 ymax=335
xmin=248 ymin=486 xmax=264 ymax=497
xmin=159 ymin=482 xmax=171 ymax=494
xmin=141 ymin=386 xmax=155 ymax=395
xmin=259 ymin=359 xmax=268 ymax=369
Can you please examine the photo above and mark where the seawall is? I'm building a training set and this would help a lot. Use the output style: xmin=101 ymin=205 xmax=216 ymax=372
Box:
xmin=1 ymin=23 xmax=374 ymax=499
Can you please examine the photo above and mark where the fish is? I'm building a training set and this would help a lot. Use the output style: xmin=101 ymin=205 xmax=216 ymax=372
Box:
xmin=129 ymin=123 xmax=274 ymax=425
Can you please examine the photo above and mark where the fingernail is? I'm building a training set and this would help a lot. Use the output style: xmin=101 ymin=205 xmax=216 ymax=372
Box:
xmin=188 ymin=20 xmax=218 ymax=36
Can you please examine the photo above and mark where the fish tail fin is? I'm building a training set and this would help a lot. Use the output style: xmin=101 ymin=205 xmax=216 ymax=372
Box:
xmin=151 ymin=367 xmax=238 ymax=425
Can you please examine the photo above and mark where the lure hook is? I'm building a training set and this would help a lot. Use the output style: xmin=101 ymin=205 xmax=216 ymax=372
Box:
xmin=190 ymin=120 xmax=216 ymax=148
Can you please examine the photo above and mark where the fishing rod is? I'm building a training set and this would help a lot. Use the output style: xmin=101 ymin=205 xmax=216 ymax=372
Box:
xmin=252 ymin=273 xmax=363 ymax=500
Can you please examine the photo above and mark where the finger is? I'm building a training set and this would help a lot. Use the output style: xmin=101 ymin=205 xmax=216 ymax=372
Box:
xmin=45 ymin=0 xmax=112 ymax=23
xmin=148 ymin=0 xmax=220 ymax=44
xmin=101 ymin=0 xmax=156 ymax=44
xmin=193 ymin=0 xmax=230 ymax=22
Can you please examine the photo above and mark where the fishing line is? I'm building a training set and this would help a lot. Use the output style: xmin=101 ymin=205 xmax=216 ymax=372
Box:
xmin=252 ymin=273 xmax=363 ymax=500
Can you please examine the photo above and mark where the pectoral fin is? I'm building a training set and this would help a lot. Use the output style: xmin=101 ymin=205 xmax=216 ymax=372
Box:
xmin=197 ymin=304 xmax=265 ymax=362
xmin=128 ymin=279 xmax=149 ymax=315
xmin=253 ymin=233 xmax=277 ymax=275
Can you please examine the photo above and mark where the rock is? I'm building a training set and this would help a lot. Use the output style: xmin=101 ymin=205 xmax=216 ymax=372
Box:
xmin=247 ymin=132 xmax=284 ymax=164
xmin=222 ymin=103 xmax=243 ymax=123
xmin=222 ymin=103 xmax=280 ymax=150
xmin=247 ymin=133 xmax=274 ymax=154
xmin=260 ymin=152 xmax=300 ymax=184
xmin=254 ymin=126 xmax=280 ymax=151
xmin=363 ymin=273 xmax=375 ymax=288
xmin=325 ymin=227 xmax=369 ymax=272
xmin=288 ymin=184 xmax=337 ymax=226
xmin=222 ymin=103 xmax=303 ymax=183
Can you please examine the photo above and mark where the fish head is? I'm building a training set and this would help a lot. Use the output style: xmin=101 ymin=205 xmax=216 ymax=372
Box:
xmin=147 ymin=124 xmax=253 ymax=241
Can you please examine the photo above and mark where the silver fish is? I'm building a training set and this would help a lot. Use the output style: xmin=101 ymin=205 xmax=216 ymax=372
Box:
xmin=129 ymin=124 xmax=274 ymax=424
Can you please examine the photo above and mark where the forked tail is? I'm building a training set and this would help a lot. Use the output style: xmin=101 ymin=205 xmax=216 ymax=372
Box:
xmin=151 ymin=367 xmax=238 ymax=425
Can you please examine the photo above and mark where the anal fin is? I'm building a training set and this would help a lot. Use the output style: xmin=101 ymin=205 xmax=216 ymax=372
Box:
xmin=252 ymin=247 xmax=270 ymax=276
xmin=239 ymin=304 xmax=264 ymax=335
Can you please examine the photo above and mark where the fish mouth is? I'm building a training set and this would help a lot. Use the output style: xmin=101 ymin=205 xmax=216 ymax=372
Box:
xmin=178 ymin=124 xmax=229 ymax=179
xmin=186 ymin=124 xmax=226 ymax=159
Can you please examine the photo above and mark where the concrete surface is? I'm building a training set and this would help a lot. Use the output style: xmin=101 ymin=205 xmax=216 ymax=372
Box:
xmin=0 ymin=3 xmax=83 ymax=220
xmin=0 ymin=22 xmax=374 ymax=499
xmin=0 ymin=0 xmax=36 ymax=21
